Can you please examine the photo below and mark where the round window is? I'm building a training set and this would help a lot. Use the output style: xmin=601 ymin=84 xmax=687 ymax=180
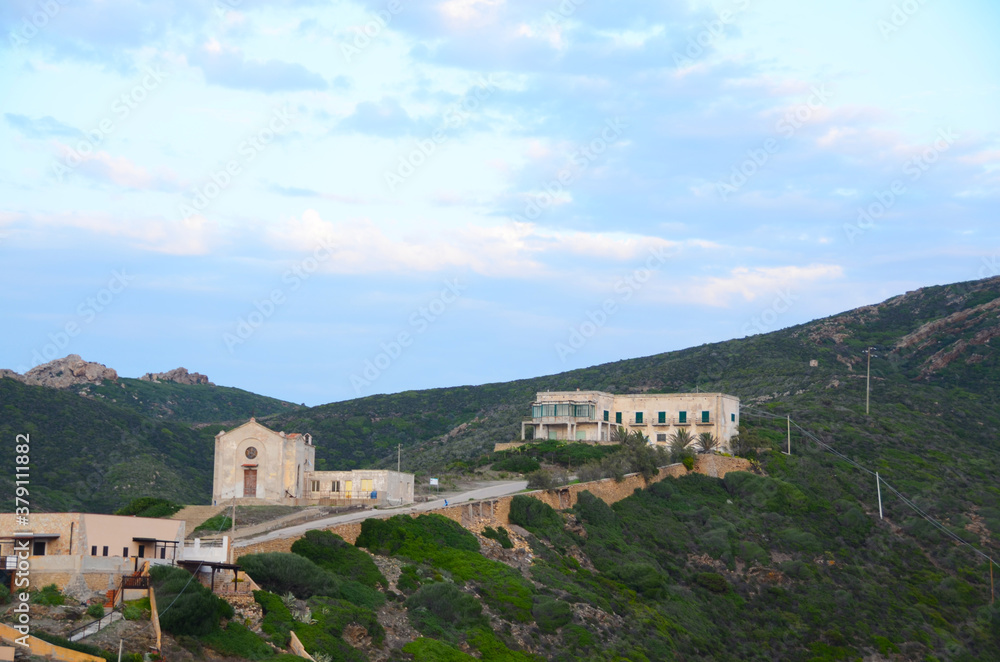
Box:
xmin=245 ymin=446 xmax=258 ymax=459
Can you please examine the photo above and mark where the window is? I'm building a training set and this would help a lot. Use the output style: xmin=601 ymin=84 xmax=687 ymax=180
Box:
xmin=702 ymin=410 xmax=710 ymax=423
xmin=138 ymin=545 xmax=145 ymax=558
xmin=311 ymin=480 xmax=320 ymax=492
xmin=603 ymin=410 xmax=609 ymax=422
xmin=33 ymin=541 xmax=45 ymax=556
xmin=555 ymin=404 xmax=573 ymax=416
xmin=102 ymin=546 xmax=109 ymax=557
xmin=574 ymin=404 xmax=594 ymax=418
xmin=615 ymin=412 xmax=622 ymax=424
xmin=345 ymin=480 xmax=353 ymax=495
xmin=361 ymin=479 xmax=374 ymax=492
xmin=91 ymin=545 xmax=97 ymax=556
xmin=635 ymin=412 xmax=644 ymax=424
xmin=658 ymin=411 xmax=666 ymax=424
xmin=160 ymin=547 xmax=166 ymax=559
xmin=331 ymin=480 xmax=341 ymax=493
xmin=123 ymin=547 xmax=129 ymax=557
xmin=731 ymin=413 xmax=736 ymax=422
xmin=678 ymin=411 xmax=687 ymax=423
xmin=656 ymin=433 xmax=667 ymax=442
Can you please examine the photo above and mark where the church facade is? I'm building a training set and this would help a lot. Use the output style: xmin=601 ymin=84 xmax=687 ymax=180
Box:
xmin=212 ymin=419 xmax=414 ymax=506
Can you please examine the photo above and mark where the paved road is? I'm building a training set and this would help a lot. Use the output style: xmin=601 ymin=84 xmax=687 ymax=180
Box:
xmin=234 ymin=480 xmax=528 ymax=548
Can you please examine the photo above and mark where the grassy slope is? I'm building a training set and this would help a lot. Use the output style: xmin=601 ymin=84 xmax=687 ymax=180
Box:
xmin=0 ymin=378 xmax=215 ymax=512
xmin=69 ymin=377 xmax=303 ymax=424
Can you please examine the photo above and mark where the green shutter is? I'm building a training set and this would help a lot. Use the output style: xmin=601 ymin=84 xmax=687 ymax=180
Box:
xmin=604 ymin=410 xmax=609 ymax=422
xmin=616 ymin=412 xmax=622 ymax=424
xmin=658 ymin=411 xmax=666 ymax=424
xmin=679 ymin=411 xmax=686 ymax=423
xmin=636 ymin=412 xmax=643 ymax=424
xmin=702 ymin=410 xmax=710 ymax=423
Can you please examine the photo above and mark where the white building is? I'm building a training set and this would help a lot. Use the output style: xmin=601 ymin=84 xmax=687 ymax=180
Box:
xmin=212 ymin=418 xmax=414 ymax=506
xmin=521 ymin=390 xmax=740 ymax=448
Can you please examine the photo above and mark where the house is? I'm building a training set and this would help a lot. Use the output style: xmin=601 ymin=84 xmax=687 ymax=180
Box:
xmin=212 ymin=418 xmax=414 ymax=507
xmin=0 ymin=512 xmax=185 ymax=597
xmin=521 ymin=390 xmax=740 ymax=449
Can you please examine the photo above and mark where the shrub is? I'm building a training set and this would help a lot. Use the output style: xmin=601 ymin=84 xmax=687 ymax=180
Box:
xmin=150 ymin=565 xmax=234 ymax=636
xmin=0 ymin=584 xmax=9 ymax=605
xmin=526 ymin=469 xmax=557 ymax=490
xmin=114 ymin=497 xmax=183 ymax=519
xmin=87 ymin=603 xmax=105 ymax=618
xmin=509 ymin=495 xmax=562 ymax=533
xmin=694 ymin=572 xmax=730 ymax=594
xmin=237 ymin=552 xmax=339 ymax=598
xmin=681 ymin=456 xmax=695 ymax=471
xmin=532 ymin=597 xmax=573 ymax=633
xmin=122 ymin=604 xmax=144 ymax=620
xmin=356 ymin=514 xmax=479 ymax=560
xmin=291 ymin=530 xmax=387 ymax=588
xmin=194 ymin=514 xmax=232 ymax=533
xmin=200 ymin=622 xmax=274 ymax=660
xmin=254 ymin=590 xmax=293 ymax=646
xmin=491 ymin=456 xmax=541 ymax=474
xmin=482 ymin=526 xmax=514 ymax=549
xmin=397 ymin=565 xmax=421 ymax=593
xmin=32 ymin=584 xmax=65 ymax=606
xmin=405 ymin=582 xmax=486 ymax=639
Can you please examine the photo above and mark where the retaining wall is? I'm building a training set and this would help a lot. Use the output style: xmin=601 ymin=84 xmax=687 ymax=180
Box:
xmin=236 ymin=455 xmax=750 ymax=556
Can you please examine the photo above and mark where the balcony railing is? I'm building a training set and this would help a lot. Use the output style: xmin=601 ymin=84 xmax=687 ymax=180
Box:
xmin=696 ymin=417 xmax=713 ymax=425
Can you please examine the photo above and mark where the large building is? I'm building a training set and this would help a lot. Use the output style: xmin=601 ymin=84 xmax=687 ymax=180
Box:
xmin=521 ymin=390 xmax=740 ymax=448
xmin=0 ymin=512 xmax=186 ymax=597
xmin=212 ymin=419 xmax=414 ymax=506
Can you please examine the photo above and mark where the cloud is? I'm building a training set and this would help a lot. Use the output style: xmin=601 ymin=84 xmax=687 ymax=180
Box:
xmin=0 ymin=211 xmax=217 ymax=255
xmin=337 ymin=98 xmax=427 ymax=137
xmin=189 ymin=41 xmax=327 ymax=93
xmin=5 ymin=113 xmax=83 ymax=139
xmin=53 ymin=143 xmax=185 ymax=192
xmin=678 ymin=264 xmax=846 ymax=307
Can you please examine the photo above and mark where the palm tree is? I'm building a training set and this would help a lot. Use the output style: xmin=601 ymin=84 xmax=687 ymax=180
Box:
xmin=697 ymin=432 xmax=720 ymax=454
xmin=611 ymin=425 xmax=630 ymax=443
xmin=669 ymin=428 xmax=694 ymax=462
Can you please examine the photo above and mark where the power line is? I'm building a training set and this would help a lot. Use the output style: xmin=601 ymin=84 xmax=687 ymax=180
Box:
xmin=741 ymin=406 xmax=1000 ymax=574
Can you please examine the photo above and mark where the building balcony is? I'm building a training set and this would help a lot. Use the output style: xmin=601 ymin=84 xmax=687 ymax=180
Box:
xmin=696 ymin=417 xmax=714 ymax=425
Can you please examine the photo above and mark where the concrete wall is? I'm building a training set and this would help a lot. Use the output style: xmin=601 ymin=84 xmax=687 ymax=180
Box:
xmin=236 ymin=455 xmax=751 ymax=556
xmin=0 ymin=623 xmax=104 ymax=662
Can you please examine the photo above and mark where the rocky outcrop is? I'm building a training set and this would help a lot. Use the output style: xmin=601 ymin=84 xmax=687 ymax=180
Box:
xmin=139 ymin=367 xmax=213 ymax=385
xmin=17 ymin=355 xmax=118 ymax=388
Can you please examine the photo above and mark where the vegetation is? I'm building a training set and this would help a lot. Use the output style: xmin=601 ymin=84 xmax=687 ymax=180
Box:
xmin=31 ymin=584 xmax=65 ymax=606
xmin=115 ymin=496 xmax=183 ymax=518
xmin=193 ymin=514 xmax=233 ymax=533
xmin=86 ymin=603 xmax=105 ymax=618
xmin=291 ymin=530 xmax=388 ymax=588
xmin=482 ymin=526 xmax=514 ymax=549
xmin=149 ymin=565 xmax=234 ymax=637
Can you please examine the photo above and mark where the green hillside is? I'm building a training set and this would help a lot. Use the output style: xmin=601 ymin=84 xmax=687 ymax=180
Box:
xmin=69 ymin=377 xmax=303 ymax=424
xmin=0 ymin=378 xmax=215 ymax=512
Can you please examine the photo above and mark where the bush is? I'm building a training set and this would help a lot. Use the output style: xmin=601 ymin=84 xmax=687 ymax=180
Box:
xmin=87 ymin=603 xmax=105 ymax=618
xmin=681 ymin=456 xmax=695 ymax=471
xmin=200 ymin=622 xmax=274 ymax=660
xmin=405 ymin=582 xmax=486 ymax=639
xmin=238 ymin=553 xmax=339 ymax=599
xmin=194 ymin=514 xmax=232 ymax=533
xmin=694 ymin=572 xmax=730 ymax=594
xmin=291 ymin=530 xmax=388 ymax=588
xmin=150 ymin=565 xmax=234 ymax=637
xmin=0 ymin=584 xmax=9 ymax=605
xmin=114 ymin=497 xmax=183 ymax=519
xmin=482 ymin=526 xmax=514 ymax=549
xmin=32 ymin=584 xmax=65 ymax=606
xmin=254 ymin=590 xmax=293 ymax=647
xmin=509 ymin=495 xmax=562 ymax=533
xmin=532 ymin=597 xmax=573 ymax=633
xmin=491 ymin=456 xmax=541 ymax=473
xmin=356 ymin=514 xmax=479 ymax=560
xmin=122 ymin=603 xmax=144 ymax=620
xmin=397 ymin=565 xmax=421 ymax=593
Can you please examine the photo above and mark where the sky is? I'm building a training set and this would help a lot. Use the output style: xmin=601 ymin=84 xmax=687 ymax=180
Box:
xmin=1 ymin=0 xmax=998 ymax=406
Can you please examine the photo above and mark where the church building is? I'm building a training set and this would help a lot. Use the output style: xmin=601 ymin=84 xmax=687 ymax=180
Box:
xmin=212 ymin=418 xmax=414 ymax=507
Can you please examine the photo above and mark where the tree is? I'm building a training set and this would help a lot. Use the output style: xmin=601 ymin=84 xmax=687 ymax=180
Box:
xmin=697 ymin=432 xmax=720 ymax=454
xmin=610 ymin=425 xmax=631 ymax=443
xmin=669 ymin=429 xmax=695 ymax=464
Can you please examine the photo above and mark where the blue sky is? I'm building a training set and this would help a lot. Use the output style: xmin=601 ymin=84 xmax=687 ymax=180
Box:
xmin=1 ymin=0 xmax=998 ymax=406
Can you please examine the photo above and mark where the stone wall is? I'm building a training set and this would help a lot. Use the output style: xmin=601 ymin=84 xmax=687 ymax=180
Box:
xmin=236 ymin=456 xmax=751 ymax=556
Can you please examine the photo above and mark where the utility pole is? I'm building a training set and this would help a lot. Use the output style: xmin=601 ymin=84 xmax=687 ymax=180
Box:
xmin=876 ymin=472 xmax=883 ymax=519
xmin=866 ymin=347 xmax=875 ymax=415
xmin=230 ymin=497 xmax=236 ymax=564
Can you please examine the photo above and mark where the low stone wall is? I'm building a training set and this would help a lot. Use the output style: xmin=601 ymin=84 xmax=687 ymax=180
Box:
xmin=0 ymin=623 xmax=103 ymax=662
xmin=236 ymin=455 xmax=751 ymax=557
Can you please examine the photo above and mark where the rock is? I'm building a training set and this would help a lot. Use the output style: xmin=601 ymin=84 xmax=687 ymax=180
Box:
xmin=139 ymin=367 xmax=213 ymax=385
xmin=0 ymin=368 xmax=24 ymax=383
xmin=21 ymin=355 xmax=118 ymax=388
